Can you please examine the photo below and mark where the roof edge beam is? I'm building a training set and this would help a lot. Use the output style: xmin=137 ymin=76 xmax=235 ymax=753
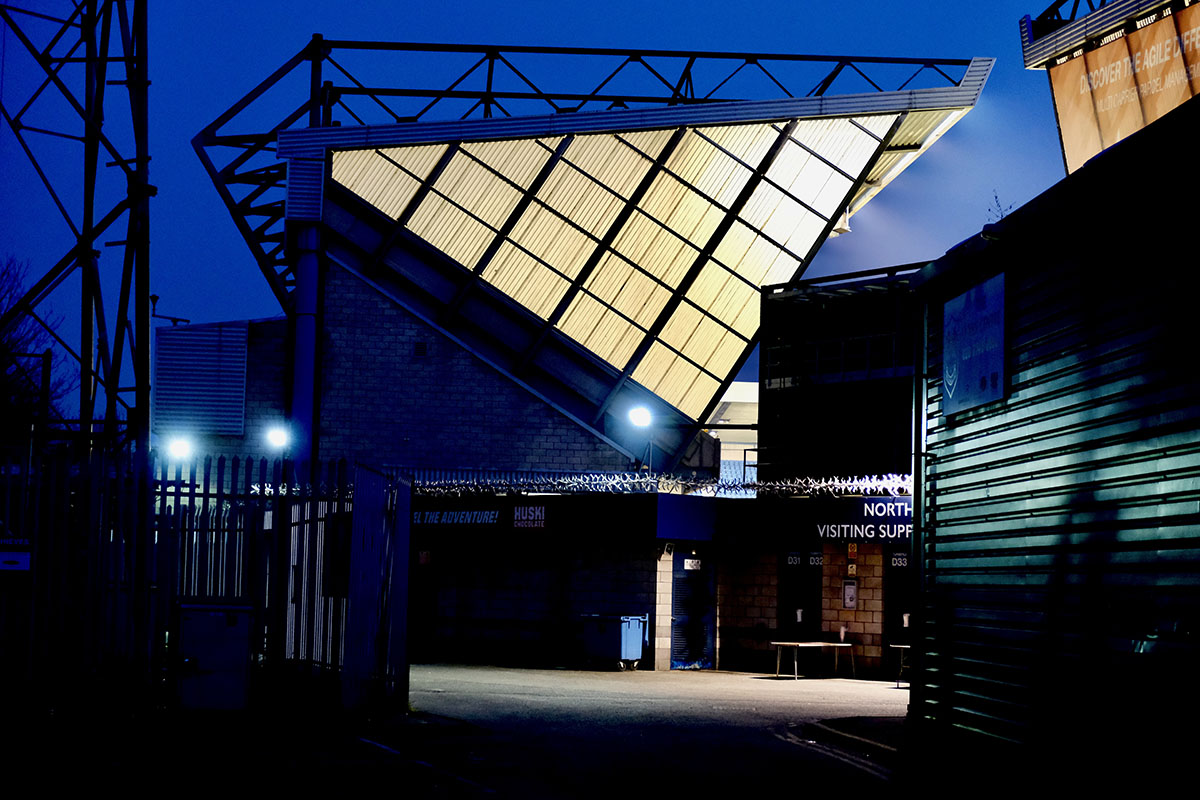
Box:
xmin=277 ymin=58 xmax=994 ymax=159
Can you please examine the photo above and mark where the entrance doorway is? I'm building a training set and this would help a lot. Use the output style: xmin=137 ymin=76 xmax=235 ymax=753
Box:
xmin=779 ymin=549 xmax=823 ymax=641
xmin=671 ymin=547 xmax=715 ymax=669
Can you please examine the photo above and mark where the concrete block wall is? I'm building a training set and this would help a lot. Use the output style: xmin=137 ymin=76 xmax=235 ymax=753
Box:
xmin=420 ymin=543 xmax=658 ymax=668
xmin=572 ymin=548 xmax=657 ymax=669
xmin=319 ymin=264 xmax=634 ymax=473
xmin=654 ymin=551 xmax=673 ymax=670
xmin=821 ymin=540 xmax=884 ymax=674
xmin=715 ymin=551 xmax=778 ymax=672
xmin=569 ymin=550 xmax=656 ymax=619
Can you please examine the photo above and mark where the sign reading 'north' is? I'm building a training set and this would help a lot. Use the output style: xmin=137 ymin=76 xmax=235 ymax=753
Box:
xmin=815 ymin=496 xmax=913 ymax=540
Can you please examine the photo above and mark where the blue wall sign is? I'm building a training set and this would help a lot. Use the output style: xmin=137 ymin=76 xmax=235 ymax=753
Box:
xmin=943 ymin=273 xmax=1005 ymax=415
xmin=812 ymin=495 xmax=913 ymax=541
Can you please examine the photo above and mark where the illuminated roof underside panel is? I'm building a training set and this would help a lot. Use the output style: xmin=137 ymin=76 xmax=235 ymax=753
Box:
xmin=330 ymin=113 xmax=910 ymax=419
xmin=288 ymin=57 xmax=993 ymax=471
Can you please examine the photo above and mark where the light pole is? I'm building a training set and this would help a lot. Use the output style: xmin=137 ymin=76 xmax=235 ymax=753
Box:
xmin=629 ymin=406 xmax=654 ymax=471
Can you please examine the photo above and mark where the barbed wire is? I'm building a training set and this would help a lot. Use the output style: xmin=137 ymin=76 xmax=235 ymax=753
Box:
xmin=413 ymin=473 xmax=912 ymax=498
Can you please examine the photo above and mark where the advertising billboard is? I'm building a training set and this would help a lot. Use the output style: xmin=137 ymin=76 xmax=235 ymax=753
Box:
xmin=1049 ymin=5 xmax=1200 ymax=172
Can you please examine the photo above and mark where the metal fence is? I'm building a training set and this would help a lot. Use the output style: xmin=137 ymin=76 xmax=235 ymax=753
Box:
xmin=0 ymin=452 xmax=408 ymax=714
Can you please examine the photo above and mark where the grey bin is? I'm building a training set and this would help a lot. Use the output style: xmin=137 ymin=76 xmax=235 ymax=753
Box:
xmin=581 ymin=614 xmax=649 ymax=671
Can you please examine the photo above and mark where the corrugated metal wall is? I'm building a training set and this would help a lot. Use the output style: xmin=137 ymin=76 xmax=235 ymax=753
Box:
xmin=153 ymin=321 xmax=248 ymax=436
xmin=912 ymin=103 xmax=1200 ymax=773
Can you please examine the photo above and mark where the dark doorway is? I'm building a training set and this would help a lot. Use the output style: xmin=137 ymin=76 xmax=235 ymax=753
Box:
xmin=778 ymin=549 xmax=823 ymax=641
xmin=883 ymin=545 xmax=914 ymax=680
xmin=672 ymin=546 xmax=715 ymax=669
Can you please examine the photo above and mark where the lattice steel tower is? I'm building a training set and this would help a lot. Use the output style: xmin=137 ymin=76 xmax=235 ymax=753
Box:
xmin=0 ymin=0 xmax=150 ymax=454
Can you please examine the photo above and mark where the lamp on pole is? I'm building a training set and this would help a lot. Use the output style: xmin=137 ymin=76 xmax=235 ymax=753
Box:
xmin=629 ymin=406 xmax=654 ymax=471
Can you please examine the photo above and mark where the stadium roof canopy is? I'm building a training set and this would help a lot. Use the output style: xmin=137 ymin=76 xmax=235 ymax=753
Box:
xmin=197 ymin=41 xmax=992 ymax=467
xmin=1020 ymin=0 xmax=1173 ymax=68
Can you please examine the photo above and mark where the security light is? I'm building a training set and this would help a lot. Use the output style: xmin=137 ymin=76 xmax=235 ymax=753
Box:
xmin=629 ymin=406 xmax=652 ymax=427
xmin=167 ymin=437 xmax=193 ymax=460
xmin=266 ymin=426 xmax=290 ymax=449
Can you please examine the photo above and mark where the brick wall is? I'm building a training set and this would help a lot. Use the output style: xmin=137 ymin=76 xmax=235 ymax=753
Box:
xmin=319 ymin=264 xmax=634 ymax=472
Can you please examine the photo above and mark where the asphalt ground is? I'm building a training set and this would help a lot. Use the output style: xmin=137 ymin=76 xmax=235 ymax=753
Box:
xmin=3 ymin=666 xmax=913 ymax=793
xmin=387 ymin=665 xmax=911 ymax=796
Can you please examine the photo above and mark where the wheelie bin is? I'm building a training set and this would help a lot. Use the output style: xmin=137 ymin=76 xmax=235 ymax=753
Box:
xmin=581 ymin=614 xmax=649 ymax=670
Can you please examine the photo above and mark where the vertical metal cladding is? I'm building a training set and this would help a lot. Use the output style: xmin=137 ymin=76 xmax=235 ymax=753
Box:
xmin=284 ymin=158 xmax=326 ymax=221
xmin=915 ymin=190 xmax=1200 ymax=753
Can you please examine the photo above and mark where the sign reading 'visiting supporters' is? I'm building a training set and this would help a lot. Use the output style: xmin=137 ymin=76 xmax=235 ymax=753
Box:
xmin=943 ymin=273 xmax=1005 ymax=416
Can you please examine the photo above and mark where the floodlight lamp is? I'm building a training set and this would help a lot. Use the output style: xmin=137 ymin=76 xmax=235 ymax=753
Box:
xmin=167 ymin=437 xmax=193 ymax=460
xmin=266 ymin=426 xmax=290 ymax=449
xmin=629 ymin=406 xmax=652 ymax=427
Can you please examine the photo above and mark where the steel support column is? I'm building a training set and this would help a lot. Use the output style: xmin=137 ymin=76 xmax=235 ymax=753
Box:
xmin=291 ymin=225 xmax=321 ymax=465
xmin=287 ymin=35 xmax=329 ymax=467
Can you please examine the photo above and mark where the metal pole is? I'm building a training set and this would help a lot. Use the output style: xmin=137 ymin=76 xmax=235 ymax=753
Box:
xmin=133 ymin=0 xmax=151 ymax=457
xmin=289 ymin=35 xmax=326 ymax=468
xmin=909 ymin=292 xmax=930 ymax=721
xmin=80 ymin=0 xmax=99 ymax=455
xmin=128 ymin=0 xmax=154 ymax=705
xmin=291 ymin=225 xmax=320 ymax=465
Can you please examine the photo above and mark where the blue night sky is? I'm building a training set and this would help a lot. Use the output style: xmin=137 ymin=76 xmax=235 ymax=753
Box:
xmin=1 ymin=0 xmax=1066 ymax=392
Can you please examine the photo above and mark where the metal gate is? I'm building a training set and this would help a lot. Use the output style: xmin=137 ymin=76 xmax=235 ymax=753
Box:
xmin=0 ymin=453 xmax=409 ymax=714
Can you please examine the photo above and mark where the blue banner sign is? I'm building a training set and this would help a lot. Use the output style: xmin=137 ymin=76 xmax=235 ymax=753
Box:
xmin=814 ymin=495 xmax=913 ymax=540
